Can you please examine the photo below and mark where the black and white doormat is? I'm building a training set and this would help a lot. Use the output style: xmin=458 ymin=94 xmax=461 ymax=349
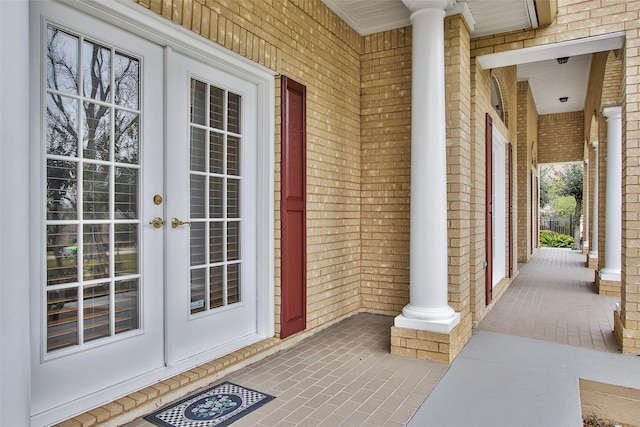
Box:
xmin=144 ymin=382 xmax=275 ymax=427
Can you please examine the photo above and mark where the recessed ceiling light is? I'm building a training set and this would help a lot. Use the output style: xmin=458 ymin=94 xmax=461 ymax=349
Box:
xmin=557 ymin=57 xmax=569 ymax=64
xmin=559 ymin=97 xmax=568 ymax=102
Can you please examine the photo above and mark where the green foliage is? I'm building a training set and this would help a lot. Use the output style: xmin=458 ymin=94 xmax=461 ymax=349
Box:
xmin=540 ymin=230 xmax=574 ymax=248
xmin=539 ymin=166 xmax=554 ymax=209
xmin=552 ymin=196 xmax=577 ymax=217
xmin=555 ymin=163 xmax=583 ymax=203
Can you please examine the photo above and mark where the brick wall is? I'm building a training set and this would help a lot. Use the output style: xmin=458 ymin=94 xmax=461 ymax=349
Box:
xmin=445 ymin=14 xmax=473 ymax=346
xmin=360 ymin=27 xmax=412 ymax=314
xmin=538 ymin=112 xmax=585 ymax=164
xmin=517 ymin=81 xmax=538 ymax=262
xmin=469 ymin=60 xmax=490 ymax=322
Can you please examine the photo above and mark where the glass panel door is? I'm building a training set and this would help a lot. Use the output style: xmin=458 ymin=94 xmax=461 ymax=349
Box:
xmin=31 ymin=2 xmax=164 ymax=418
xmin=165 ymin=51 xmax=258 ymax=365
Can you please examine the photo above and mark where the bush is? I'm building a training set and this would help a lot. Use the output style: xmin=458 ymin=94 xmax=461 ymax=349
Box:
xmin=540 ymin=230 xmax=574 ymax=248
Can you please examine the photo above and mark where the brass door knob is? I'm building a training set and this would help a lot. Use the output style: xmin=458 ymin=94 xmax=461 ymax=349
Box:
xmin=171 ymin=218 xmax=192 ymax=228
xmin=148 ymin=217 xmax=165 ymax=228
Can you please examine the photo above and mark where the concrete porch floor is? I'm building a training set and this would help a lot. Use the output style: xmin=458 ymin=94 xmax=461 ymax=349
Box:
xmin=126 ymin=248 xmax=629 ymax=427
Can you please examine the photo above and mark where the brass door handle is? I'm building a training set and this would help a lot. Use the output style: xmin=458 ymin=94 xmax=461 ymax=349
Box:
xmin=171 ymin=217 xmax=192 ymax=228
xmin=148 ymin=217 xmax=165 ymax=228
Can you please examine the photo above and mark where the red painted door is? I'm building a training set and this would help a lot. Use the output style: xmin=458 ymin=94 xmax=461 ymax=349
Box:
xmin=280 ymin=76 xmax=307 ymax=338
xmin=485 ymin=113 xmax=493 ymax=304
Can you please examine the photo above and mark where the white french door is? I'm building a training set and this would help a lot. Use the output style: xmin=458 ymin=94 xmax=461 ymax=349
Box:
xmin=31 ymin=2 xmax=267 ymax=423
xmin=31 ymin=1 xmax=165 ymax=418
xmin=165 ymin=51 xmax=259 ymax=365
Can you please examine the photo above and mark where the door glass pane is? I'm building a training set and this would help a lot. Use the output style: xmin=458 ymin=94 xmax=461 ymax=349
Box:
xmin=83 ymin=283 xmax=111 ymax=343
xmin=83 ymin=224 xmax=110 ymax=280
xmin=47 ymin=27 xmax=79 ymax=95
xmin=190 ymin=222 xmax=206 ymax=266
xmin=115 ymin=167 xmax=138 ymax=217
xmin=114 ymin=110 xmax=139 ymax=164
xmin=190 ymin=79 xmax=206 ymax=125
xmin=227 ymin=92 xmax=241 ymax=134
xmin=114 ymin=52 xmax=139 ymax=109
xmin=47 ymin=224 xmax=78 ymax=286
xmin=209 ymin=86 xmax=224 ymax=130
xmin=227 ymin=263 xmax=240 ymax=304
xmin=47 ymin=95 xmax=79 ymax=156
xmin=190 ymin=127 xmax=206 ymax=172
xmin=210 ymin=222 xmax=223 ymax=263
xmin=190 ymin=174 xmax=206 ymax=218
xmin=210 ymin=132 xmax=224 ymax=174
xmin=83 ymin=101 xmax=111 ymax=160
xmin=83 ymin=39 xmax=111 ymax=102
xmin=115 ymin=223 xmax=138 ymax=276
xmin=47 ymin=160 xmax=78 ymax=219
xmin=83 ymin=163 xmax=110 ymax=219
xmin=210 ymin=266 xmax=224 ymax=309
xmin=189 ymin=78 xmax=243 ymax=315
xmin=43 ymin=24 xmax=143 ymax=353
xmin=115 ymin=279 xmax=139 ymax=333
xmin=47 ymin=288 xmax=79 ymax=352
xmin=190 ymin=269 xmax=206 ymax=314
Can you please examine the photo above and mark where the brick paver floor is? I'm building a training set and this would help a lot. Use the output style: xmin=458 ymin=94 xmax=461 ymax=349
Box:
xmin=126 ymin=313 xmax=447 ymax=427
xmin=479 ymin=247 xmax=620 ymax=353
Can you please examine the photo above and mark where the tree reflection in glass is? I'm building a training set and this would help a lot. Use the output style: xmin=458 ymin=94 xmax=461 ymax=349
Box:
xmin=45 ymin=25 xmax=141 ymax=351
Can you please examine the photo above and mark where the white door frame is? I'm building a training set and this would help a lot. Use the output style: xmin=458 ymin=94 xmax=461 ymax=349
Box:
xmin=23 ymin=2 xmax=275 ymax=425
xmin=1 ymin=1 xmax=32 ymax=426
xmin=492 ymin=127 xmax=508 ymax=287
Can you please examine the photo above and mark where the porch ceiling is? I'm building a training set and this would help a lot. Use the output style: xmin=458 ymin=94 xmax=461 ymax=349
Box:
xmin=321 ymin=0 xmax=614 ymax=116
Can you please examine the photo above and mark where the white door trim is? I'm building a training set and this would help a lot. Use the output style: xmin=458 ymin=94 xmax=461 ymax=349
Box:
xmin=1 ymin=1 xmax=32 ymax=426
xmin=492 ymin=127 xmax=508 ymax=287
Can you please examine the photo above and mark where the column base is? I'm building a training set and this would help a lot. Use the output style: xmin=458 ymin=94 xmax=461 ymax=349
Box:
xmin=587 ymin=251 xmax=598 ymax=269
xmin=390 ymin=316 xmax=470 ymax=363
xmin=614 ymin=310 xmax=640 ymax=355
xmin=595 ymin=268 xmax=621 ymax=296
xmin=395 ymin=305 xmax=460 ymax=333
xmin=582 ymin=241 xmax=589 ymax=255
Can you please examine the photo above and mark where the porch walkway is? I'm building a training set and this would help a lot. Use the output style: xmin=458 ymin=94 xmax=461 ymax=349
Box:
xmin=408 ymin=248 xmax=638 ymax=427
xmin=127 ymin=247 xmax=629 ymax=427
xmin=480 ymin=247 xmax=620 ymax=352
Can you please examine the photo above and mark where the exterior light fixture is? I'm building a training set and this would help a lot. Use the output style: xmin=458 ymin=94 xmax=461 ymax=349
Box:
xmin=559 ymin=97 xmax=568 ymax=102
xmin=557 ymin=57 xmax=569 ymax=64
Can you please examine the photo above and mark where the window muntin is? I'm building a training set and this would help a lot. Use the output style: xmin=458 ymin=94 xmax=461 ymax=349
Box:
xmin=44 ymin=24 xmax=141 ymax=352
xmin=189 ymin=78 xmax=243 ymax=315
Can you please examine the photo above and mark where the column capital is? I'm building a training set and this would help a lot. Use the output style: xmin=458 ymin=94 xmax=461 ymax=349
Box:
xmin=592 ymin=140 xmax=598 ymax=149
xmin=603 ymin=106 xmax=622 ymax=120
xmin=403 ymin=0 xmax=451 ymax=14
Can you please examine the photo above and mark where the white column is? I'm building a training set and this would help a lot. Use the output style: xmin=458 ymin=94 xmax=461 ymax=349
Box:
xmin=395 ymin=0 xmax=460 ymax=333
xmin=588 ymin=141 xmax=599 ymax=261
xmin=599 ymin=106 xmax=622 ymax=281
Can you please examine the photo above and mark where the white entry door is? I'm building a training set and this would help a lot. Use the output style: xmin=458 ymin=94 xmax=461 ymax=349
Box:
xmin=165 ymin=51 xmax=259 ymax=365
xmin=31 ymin=3 xmax=270 ymax=424
xmin=30 ymin=2 xmax=165 ymax=420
